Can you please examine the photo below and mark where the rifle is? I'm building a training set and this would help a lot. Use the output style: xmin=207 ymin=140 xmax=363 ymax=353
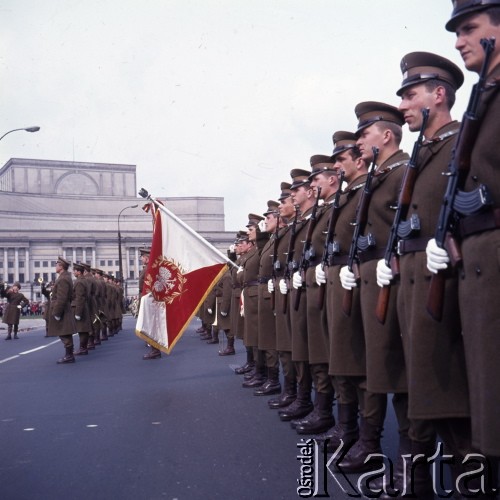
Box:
xmin=282 ymin=205 xmax=300 ymax=314
xmin=294 ymin=187 xmax=322 ymax=311
xmin=375 ymin=108 xmax=429 ymax=324
xmin=318 ymin=170 xmax=345 ymax=310
xmin=426 ymin=37 xmax=495 ymax=321
xmin=342 ymin=147 xmax=379 ymax=316
xmin=270 ymin=213 xmax=281 ymax=312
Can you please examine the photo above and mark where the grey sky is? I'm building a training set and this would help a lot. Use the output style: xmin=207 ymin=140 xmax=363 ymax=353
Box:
xmin=1 ymin=0 xmax=469 ymax=231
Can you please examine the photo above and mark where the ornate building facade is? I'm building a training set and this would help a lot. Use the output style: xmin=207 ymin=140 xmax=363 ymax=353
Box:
xmin=0 ymin=158 xmax=234 ymax=300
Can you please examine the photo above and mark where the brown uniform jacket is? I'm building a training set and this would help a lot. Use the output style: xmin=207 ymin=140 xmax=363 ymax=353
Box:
xmin=215 ymin=268 xmax=232 ymax=331
xmin=72 ymin=275 xmax=92 ymax=333
xmin=327 ymin=175 xmax=367 ymax=376
xmin=48 ymin=270 xmax=76 ymax=337
xmin=242 ymin=245 xmax=260 ymax=347
xmin=1 ymin=289 xmax=28 ymax=325
xmin=358 ymin=150 xmax=409 ymax=393
xmin=397 ymin=121 xmax=469 ymax=420
xmin=458 ymin=63 xmax=500 ymax=455
xmin=258 ymin=235 xmax=276 ymax=351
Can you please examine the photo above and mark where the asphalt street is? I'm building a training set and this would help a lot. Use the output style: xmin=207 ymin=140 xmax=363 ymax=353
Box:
xmin=0 ymin=316 xmax=401 ymax=500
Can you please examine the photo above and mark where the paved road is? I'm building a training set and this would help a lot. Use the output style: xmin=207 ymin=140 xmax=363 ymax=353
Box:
xmin=0 ymin=316 xmax=401 ymax=500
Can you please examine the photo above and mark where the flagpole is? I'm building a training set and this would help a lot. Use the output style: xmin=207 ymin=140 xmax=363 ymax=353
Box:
xmin=139 ymin=188 xmax=238 ymax=269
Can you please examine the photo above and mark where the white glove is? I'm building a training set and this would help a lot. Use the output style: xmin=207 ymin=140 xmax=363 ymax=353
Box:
xmin=17 ymin=305 xmax=22 ymax=309
xmin=207 ymin=308 xmax=213 ymax=315
xmin=220 ymin=311 xmax=228 ymax=317
xmin=229 ymin=244 xmax=235 ymax=253
xmin=339 ymin=266 xmax=357 ymax=290
xmin=267 ymin=279 xmax=274 ymax=293
xmin=279 ymin=279 xmax=288 ymax=295
xmin=315 ymin=264 xmax=326 ymax=286
xmin=258 ymin=219 xmax=267 ymax=232
xmin=426 ymin=238 xmax=450 ymax=274
xmin=75 ymin=315 xmax=81 ymax=321
xmin=237 ymin=265 xmax=243 ymax=274
xmin=54 ymin=315 xmax=61 ymax=321
xmin=376 ymin=259 xmax=393 ymax=287
xmin=292 ymin=271 xmax=302 ymax=289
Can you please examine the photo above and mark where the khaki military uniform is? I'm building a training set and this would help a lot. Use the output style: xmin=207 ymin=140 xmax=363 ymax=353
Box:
xmin=47 ymin=270 xmax=76 ymax=338
xmin=242 ymin=245 xmax=260 ymax=348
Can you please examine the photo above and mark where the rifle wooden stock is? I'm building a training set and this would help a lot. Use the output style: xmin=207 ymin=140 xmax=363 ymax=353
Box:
xmin=342 ymin=262 xmax=359 ymax=317
xmin=271 ymin=288 xmax=275 ymax=311
xmin=294 ymin=281 xmax=304 ymax=311
xmin=282 ymin=288 xmax=288 ymax=314
xmin=317 ymin=279 xmax=326 ymax=310
xmin=426 ymin=232 xmax=462 ymax=321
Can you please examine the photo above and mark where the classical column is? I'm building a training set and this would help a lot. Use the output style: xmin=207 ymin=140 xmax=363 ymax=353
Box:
xmin=14 ymin=247 xmax=19 ymax=282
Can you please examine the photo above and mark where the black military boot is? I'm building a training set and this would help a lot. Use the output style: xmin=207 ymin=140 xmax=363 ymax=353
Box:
xmin=295 ymin=392 xmax=335 ymax=435
xmin=334 ymin=418 xmax=383 ymax=473
xmin=74 ymin=333 xmax=89 ymax=355
xmin=143 ymin=347 xmax=161 ymax=360
xmin=87 ymin=335 xmax=96 ymax=350
xmin=268 ymin=376 xmax=297 ymax=409
xmin=57 ymin=347 xmax=75 ymax=364
xmin=253 ymin=367 xmax=281 ymax=396
xmin=235 ymin=348 xmax=255 ymax=374
xmin=322 ymin=402 xmax=359 ymax=452
xmin=360 ymin=433 xmax=412 ymax=498
xmin=13 ymin=326 xmax=19 ymax=339
xmin=279 ymin=385 xmax=313 ymax=422
xmin=5 ymin=325 xmax=12 ymax=340
xmin=206 ymin=328 xmax=219 ymax=344
xmin=219 ymin=335 xmax=235 ymax=356
xmin=242 ymin=362 xmax=266 ymax=388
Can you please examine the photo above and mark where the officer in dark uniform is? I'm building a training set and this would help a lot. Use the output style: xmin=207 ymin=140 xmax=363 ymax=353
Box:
xmin=72 ymin=262 xmax=92 ymax=355
xmin=1 ymin=282 xmax=28 ymax=340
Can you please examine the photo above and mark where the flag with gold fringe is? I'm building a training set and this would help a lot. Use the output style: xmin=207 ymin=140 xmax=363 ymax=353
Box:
xmin=135 ymin=203 xmax=229 ymax=354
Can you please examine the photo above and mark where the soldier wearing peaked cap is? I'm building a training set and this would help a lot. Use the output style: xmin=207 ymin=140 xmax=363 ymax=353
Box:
xmin=81 ymin=263 xmax=99 ymax=350
xmin=233 ymin=231 xmax=255 ymax=373
xmin=442 ymin=0 xmax=500 ymax=465
xmin=315 ymin=132 xmax=368 ymax=453
xmin=72 ymin=262 xmax=92 ymax=356
xmin=277 ymin=169 xmax=317 ymax=424
xmin=241 ymin=213 xmax=271 ymax=389
xmin=367 ymin=52 xmax=471 ymax=498
xmin=336 ymin=103 xmax=411 ymax=474
xmin=1 ymin=281 xmax=28 ymax=340
xmin=267 ymin=182 xmax=299 ymax=409
xmin=288 ymin=154 xmax=342 ymax=436
xmin=47 ymin=256 xmax=77 ymax=364
xmin=254 ymin=200 xmax=284 ymax=396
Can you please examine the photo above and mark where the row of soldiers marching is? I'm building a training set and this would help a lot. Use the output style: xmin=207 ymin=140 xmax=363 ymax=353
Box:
xmin=44 ymin=257 xmax=126 ymax=364
xmin=204 ymin=19 xmax=500 ymax=497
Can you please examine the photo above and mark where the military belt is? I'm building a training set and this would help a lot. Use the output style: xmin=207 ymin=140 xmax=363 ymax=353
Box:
xmin=460 ymin=208 xmax=500 ymax=239
xmin=258 ymin=276 xmax=271 ymax=284
xmin=243 ymin=280 xmax=259 ymax=287
xmin=232 ymin=284 xmax=242 ymax=289
xmin=397 ymin=237 xmax=429 ymax=255
xmin=358 ymin=247 xmax=385 ymax=263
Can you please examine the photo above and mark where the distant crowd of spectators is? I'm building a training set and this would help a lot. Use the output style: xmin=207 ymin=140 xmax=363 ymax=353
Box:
xmin=0 ymin=301 xmax=46 ymax=318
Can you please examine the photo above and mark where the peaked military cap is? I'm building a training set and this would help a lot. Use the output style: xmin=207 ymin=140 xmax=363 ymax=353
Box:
xmin=139 ymin=246 xmax=151 ymax=256
xmin=332 ymin=131 xmax=358 ymax=159
xmin=246 ymin=213 xmax=264 ymax=227
xmin=290 ymin=168 xmax=312 ymax=190
xmin=446 ymin=0 xmax=500 ymax=31
xmin=355 ymin=101 xmax=405 ymax=134
xmin=56 ymin=256 xmax=71 ymax=269
xmin=397 ymin=52 xmax=464 ymax=95
xmin=263 ymin=200 xmax=280 ymax=216
xmin=236 ymin=230 xmax=249 ymax=243
xmin=309 ymin=155 xmax=337 ymax=180
xmin=80 ymin=262 xmax=91 ymax=272
xmin=73 ymin=262 xmax=85 ymax=272
xmin=278 ymin=181 xmax=292 ymax=201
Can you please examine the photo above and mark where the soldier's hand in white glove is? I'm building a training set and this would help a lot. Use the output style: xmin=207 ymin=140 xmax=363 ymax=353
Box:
xmin=426 ymin=238 xmax=449 ymax=274
xmin=17 ymin=305 xmax=22 ymax=309
xmin=376 ymin=259 xmax=393 ymax=287
xmin=237 ymin=265 xmax=243 ymax=274
xmin=339 ymin=266 xmax=357 ymax=290
xmin=292 ymin=271 xmax=302 ymax=289
xmin=315 ymin=264 xmax=326 ymax=286
xmin=267 ymin=279 xmax=274 ymax=293
xmin=54 ymin=315 xmax=61 ymax=321
xmin=279 ymin=279 xmax=288 ymax=295
xmin=207 ymin=308 xmax=213 ymax=315
xmin=258 ymin=219 xmax=267 ymax=232
xmin=221 ymin=311 xmax=228 ymax=317
xmin=75 ymin=315 xmax=81 ymax=321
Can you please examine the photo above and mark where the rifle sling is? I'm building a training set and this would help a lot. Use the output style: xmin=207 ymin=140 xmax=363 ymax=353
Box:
xmin=460 ymin=207 xmax=500 ymax=239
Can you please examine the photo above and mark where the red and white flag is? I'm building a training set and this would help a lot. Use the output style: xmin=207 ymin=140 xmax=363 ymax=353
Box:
xmin=135 ymin=203 xmax=229 ymax=354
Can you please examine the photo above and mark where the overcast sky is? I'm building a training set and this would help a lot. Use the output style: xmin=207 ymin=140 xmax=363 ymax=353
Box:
xmin=1 ymin=0 xmax=470 ymax=231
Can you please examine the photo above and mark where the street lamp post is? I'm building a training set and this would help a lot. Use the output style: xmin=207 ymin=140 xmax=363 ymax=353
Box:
xmin=118 ymin=204 xmax=138 ymax=293
xmin=0 ymin=126 xmax=40 ymax=142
